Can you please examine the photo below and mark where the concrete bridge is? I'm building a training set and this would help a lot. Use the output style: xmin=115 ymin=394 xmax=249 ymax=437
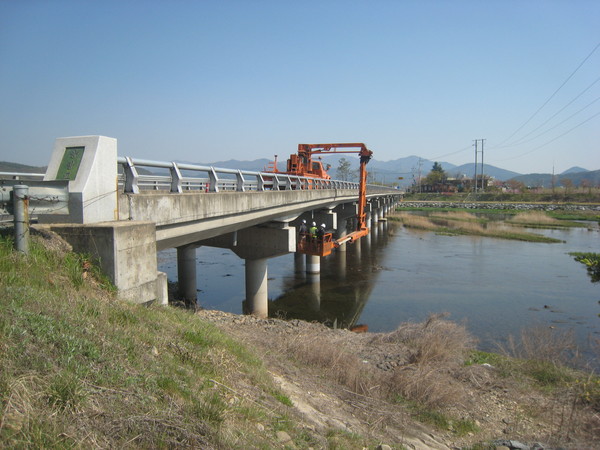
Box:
xmin=3 ymin=136 xmax=401 ymax=317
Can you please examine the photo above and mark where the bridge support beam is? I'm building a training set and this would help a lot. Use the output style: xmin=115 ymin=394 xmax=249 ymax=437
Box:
xmin=177 ymin=245 xmax=198 ymax=303
xmin=245 ymin=258 xmax=268 ymax=317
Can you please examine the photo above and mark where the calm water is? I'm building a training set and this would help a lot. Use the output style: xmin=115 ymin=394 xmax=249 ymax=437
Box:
xmin=158 ymin=218 xmax=600 ymax=361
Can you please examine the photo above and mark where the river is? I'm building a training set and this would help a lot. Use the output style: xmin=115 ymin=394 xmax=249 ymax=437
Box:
xmin=158 ymin=217 xmax=600 ymax=364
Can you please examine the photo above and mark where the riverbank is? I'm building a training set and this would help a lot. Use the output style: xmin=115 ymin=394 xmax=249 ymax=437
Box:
xmin=1 ymin=230 xmax=599 ymax=449
xmin=397 ymin=201 xmax=600 ymax=214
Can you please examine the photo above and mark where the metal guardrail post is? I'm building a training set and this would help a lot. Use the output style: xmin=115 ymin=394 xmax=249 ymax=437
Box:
xmin=170 ymin=162 xmax=183 ymax=193
xmin=124 ymin=157 xmax=140 ymax=194
xmin=13 ymin=184 xmax=29 ymax=254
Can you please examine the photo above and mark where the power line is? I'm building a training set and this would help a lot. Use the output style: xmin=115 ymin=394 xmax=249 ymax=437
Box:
xmin=496 ymin=109 xmax=600 ymax=161
xmin=426 ymin=145 xmax=472 ymax=161
xmin=499 ymin=95 xmax=600 ymax=148
xmin=494 ymin=41 xmax=600 ymax=148
xmin=497 ymin=75 xmax=600 ymax=148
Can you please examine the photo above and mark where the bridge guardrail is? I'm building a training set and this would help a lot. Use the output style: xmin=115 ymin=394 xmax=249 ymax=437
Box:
xmin=117 ymin=157 xmax=398 ymax=195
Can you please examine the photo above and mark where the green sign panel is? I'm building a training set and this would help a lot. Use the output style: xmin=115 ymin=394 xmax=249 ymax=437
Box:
xmin=56 ymin=146 xmax=85 ymax=180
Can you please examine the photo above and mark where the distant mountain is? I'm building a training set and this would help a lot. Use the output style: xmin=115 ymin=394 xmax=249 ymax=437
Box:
xmin=510 ymin=169 xmax=600 ymax=188
xmin=0 ymin=161 xmax=46 ymax=173
xmin=190 ymin=155 xmax=520 ymax=186
xmin=448 ymin=163 xmax=521 ymax=181
xmin=561 ymin=166 xmax=589 ymax=175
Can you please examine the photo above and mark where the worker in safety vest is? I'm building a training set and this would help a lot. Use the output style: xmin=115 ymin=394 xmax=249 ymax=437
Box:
xmin=308 ymin=222 xmax=318 ymax=240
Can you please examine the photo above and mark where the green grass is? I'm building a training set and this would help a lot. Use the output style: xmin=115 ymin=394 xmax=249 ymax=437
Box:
xmin=569 ymin=252 xmax=600 ymax=282
xmin=0 ymin=233 xmax=303 ymax=448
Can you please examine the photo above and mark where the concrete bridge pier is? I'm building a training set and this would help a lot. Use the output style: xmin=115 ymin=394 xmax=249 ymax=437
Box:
xmin=365 ymin=211 xmax=372 ymax=229
xmin=294 ymin=252 xmax=305 ymax=274
xmin=306 ymin=254 xmax=320 ymax=274
xmin=308 ymin=273 xmax=321 ymax=310
xmin=198 ymin=223 xmax=295 ymax=318
xmin=177 ymin=245 xmax=198 ymax=303
xmin=245 ymin=258 xmax=269 ymax=317
xmin=336 ymin=228 xmax=348 ymax=252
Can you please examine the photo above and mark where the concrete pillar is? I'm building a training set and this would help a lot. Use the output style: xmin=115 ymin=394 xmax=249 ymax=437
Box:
xmin=365 ymin=211 xmax=372 ymax=229
xmin=245 ymin=258 xmax=268 ymax=317
xmin=308 ymin=273 xmax=321 ymax=311
xmin=336 ymin=227 xmax=347 ymax=253
xmin=294 ymin=252 xmax=305 ymax=273
xmin=156 ymin=272 xmax=168 ymax=306
xmin=336 ymin=250 xmax=347 ymax=279
xmin=372 ymin=209 xmax=379 ymax=223
xmin=177 ymin=245 xmax=197 ymax=303
xmin=354 ymin=238 xmax=361 ymax=259
xmin=306 ymin=254 xmax=320 ymax=274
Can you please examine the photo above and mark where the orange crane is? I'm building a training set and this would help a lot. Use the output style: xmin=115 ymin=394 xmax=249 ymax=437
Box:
xmin=279 ymin=143 xmax=373 ymax=257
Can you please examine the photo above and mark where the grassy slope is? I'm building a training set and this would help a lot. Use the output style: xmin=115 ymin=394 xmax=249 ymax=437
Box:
xmin=0 ymin=234 xmax=314 ymax=449
xmin=2 ymin=231 xmax=599 ymax=448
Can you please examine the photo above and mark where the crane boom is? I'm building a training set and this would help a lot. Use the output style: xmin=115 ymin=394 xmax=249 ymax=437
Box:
xmin=286 ymin=143 xmax=373 ymax=256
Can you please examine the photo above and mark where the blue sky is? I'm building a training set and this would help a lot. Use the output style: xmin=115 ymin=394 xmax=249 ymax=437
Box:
xmin=1 ymin=0 xmax=598 ymax=174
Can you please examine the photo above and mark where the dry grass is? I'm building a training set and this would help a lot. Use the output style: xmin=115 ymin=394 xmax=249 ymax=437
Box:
xmin=392 ymin=213 xmax=438 ymax=230
xmin=498 ymin=325 xmax=579 ymax=367
xmin=509 ymin=211 xmax=561 ymax=226
xmin=281 ymin=314 xmax=476 ymax=409
xmin=392 ymin=211 xmax=563 ymax=242
xmin=375 ymin=315 xmax=475 ymax=408
xmin=431 ymin=211 xmax=480 ymax=222
xmin=376 ymin=313 xmax=475 ymax=366
xmin=281 ymin=335 xmax=384 ymax=397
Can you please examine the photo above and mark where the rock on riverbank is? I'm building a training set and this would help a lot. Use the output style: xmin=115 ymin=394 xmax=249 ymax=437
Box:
xmin=398 ymin=201 xmax=600 ymax=211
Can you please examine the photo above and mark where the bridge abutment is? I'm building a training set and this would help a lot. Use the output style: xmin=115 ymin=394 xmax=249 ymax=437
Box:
xmin=43 ymin=221 xmax=165 ymax=304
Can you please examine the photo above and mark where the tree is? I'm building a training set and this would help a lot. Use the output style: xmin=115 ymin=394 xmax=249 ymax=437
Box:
xmin=560 ymin=177 xmax=573 ymax=195
xmin=506 ymin=179 xmax=525 ymax=193
xmin=424 ymin=162 xmax=446 ymax=185
xmin=336 ymin=157 xmax=352 ymax=181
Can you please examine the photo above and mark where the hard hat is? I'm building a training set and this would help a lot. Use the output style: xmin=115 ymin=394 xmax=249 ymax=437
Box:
xmin=312 ymin=222 xmax=316 ymax=226
xmin=321 ymin=224 xmax=325 ymax=227
xmin=302 ymin=219 xmax=306 ymax=223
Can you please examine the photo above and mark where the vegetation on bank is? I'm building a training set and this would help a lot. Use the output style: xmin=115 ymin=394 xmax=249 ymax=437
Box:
xmin=569 ymin=252 xmax=600 ymax=283
xmin=1 ymin=231 xmax=599 ymax=447
xmin=389 ymin=211 xmax=566 ymax=243
xmin=396 ymin=206 xmax=600 ymax=222
xmin=0 ymin=233 xmax=313 ymax=449
xmin=402 ymin=191 xmax=600 ymax=204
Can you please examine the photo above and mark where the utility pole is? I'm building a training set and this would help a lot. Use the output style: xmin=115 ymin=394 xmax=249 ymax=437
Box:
xmin=417 ymin=158 xmax=423 ymax=193
xmin=473 ymin=139 xmax=486 ymax=192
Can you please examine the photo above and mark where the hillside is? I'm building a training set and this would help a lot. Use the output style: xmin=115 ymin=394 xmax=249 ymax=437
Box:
xmin=1 ymin=228 xmax=599 ymax=448
xmin=510 ymin=169 xmax=600 ymax=189
xmin=0 ymin=161 xmax=46 ymax=174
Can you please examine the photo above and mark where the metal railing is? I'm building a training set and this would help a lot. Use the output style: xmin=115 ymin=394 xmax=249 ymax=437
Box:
xmin=0 ymin=172 xmax=45 ymax=180
xmin=1 ymin=160 xmax=400 ymax=196
xmin=116 ymin=157 xmax=368 ymax=194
